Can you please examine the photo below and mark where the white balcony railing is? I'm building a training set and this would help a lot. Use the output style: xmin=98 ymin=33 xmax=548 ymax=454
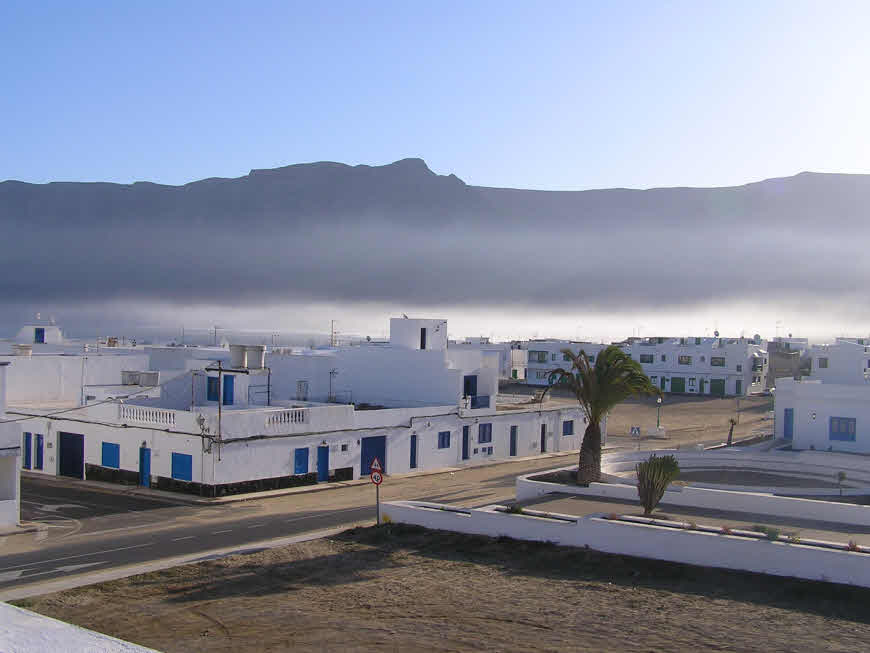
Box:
xmin=265 ymin=408 xmax=309 ymax=429
xmin=118 ymin=405 xmax=177 ymax=427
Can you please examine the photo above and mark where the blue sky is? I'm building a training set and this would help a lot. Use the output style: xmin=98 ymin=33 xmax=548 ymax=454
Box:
xmin=2 ymin=0 xmax=869 ymax=191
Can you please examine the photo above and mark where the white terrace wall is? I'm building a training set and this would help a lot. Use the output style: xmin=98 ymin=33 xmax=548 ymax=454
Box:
xmin=266 ymin=347 xmax=468 ymax=407
xmin=382 ymin=501 xmax=870 ymax=588
xmin=1 ymin=353 xmax=149 ymax=404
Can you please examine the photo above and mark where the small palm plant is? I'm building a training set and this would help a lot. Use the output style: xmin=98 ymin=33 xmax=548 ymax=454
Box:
xmin=636 ymin=453 xmax=680 ymax=516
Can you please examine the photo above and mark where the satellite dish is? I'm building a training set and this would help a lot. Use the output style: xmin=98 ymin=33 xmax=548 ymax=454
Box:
xmin=714 ymin=330 xmax=719 ymax=337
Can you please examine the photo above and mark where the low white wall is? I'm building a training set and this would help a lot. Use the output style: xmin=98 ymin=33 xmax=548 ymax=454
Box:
xmin=516 ymin=470 xmax=870 ymax=526
xmin=0 ymin=499 xmax=18 ymax=529
xmin=383 ymin=501 xmax=870 ymax=588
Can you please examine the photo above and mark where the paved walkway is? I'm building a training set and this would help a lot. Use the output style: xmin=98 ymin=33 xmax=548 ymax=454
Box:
xmin=521 ymin=493 xmax=870 ymax=545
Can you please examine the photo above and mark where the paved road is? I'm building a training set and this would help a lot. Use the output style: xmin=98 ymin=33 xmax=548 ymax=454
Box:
xmin=0 ymin=453 xmax=582 ymax=593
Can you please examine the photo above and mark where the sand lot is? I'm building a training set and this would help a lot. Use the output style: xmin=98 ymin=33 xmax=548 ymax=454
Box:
xmin=15 ymin=524 xmax=870 ymax=653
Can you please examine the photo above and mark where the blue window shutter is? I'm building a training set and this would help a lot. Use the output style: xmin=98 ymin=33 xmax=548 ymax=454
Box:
xmin=222 ymin=375 xmax=234 ymax=405
xmin=171 ymin=453 xmax=193 ymax=481
xmin=35 ymin=434 xmax=44 ymax=470
xmin=562 ymin=420 xmax=574 ymax=436
xmin=294 ymin=448 xmax=309 ymax=475
xmin=101 ymin=442 xmax=120 ymax=468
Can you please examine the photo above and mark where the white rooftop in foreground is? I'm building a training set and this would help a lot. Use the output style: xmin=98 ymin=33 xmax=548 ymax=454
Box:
xmin=0 ymin=602 xmax=158 ymax=652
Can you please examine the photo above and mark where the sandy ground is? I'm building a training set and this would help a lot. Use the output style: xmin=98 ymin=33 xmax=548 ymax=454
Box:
xmin=603 ymin=394 xmax=772 ymax=449
xmin=15 ymin=524 xmax=870 ymax=653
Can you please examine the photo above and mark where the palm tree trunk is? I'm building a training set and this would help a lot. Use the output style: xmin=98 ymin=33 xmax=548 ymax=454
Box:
xmin=577 ymin=421 xmax=602 ymax=485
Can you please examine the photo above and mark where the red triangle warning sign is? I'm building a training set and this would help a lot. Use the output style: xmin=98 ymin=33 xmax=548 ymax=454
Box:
xmin=370 ymin=457 xmax=383 ymax=472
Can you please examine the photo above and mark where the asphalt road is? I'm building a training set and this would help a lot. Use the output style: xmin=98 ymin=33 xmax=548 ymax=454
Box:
xmin=0 ymin=453 xmax=582 ymax=594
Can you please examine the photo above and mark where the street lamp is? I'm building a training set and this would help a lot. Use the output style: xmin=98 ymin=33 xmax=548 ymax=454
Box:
xmin=656 ymin=397 xmax=663 ymax=429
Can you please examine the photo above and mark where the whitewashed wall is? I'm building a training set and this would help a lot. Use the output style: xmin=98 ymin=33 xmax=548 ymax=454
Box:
xmin=0 ymin=353 xmax=148 ymax=404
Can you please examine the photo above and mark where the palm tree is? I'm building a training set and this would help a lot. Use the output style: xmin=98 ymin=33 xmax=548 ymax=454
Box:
xmin=544 ymin=346 xmax=660 ymax=485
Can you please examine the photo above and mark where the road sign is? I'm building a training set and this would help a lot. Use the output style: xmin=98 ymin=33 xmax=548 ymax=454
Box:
xmin=370 ymin=471 xmax=383 ymax=485
xmin=370 ymin=457 xmax=382 ymax=473
xmin=630 ymin=426 xmax=641 ymax=437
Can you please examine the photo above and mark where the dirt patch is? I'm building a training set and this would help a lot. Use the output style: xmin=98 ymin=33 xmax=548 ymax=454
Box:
xmin=14 ymin=525 xmax=870 ymax=652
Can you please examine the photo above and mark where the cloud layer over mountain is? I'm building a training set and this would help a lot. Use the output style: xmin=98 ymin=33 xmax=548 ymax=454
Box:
xmin=2 ymin=158 xmax=869 ymax=329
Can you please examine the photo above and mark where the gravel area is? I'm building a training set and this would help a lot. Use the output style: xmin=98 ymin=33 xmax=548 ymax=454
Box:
xmin=14 ymin=524 xmax=870 ymax=652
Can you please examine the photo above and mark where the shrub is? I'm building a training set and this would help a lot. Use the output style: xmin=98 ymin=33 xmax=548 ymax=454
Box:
xmin=381 ymin=514 xmax=393 ymax=524
xmin=752 ymin=524 xmax=767 ymax=533
xmin=847 ymin=540 xmax=860 ymax=552
xmin=506 ymin=505 xmax=524 ymax=515
xmin=721 ymin=525 xmax=733 ymax=535
xmin=787 ymin=533 xmax=801 ymax=544
xmin=635 ymin=453 xmax=680 ymax=516
xmin=765 ymin=527 xmax=781 ymax=541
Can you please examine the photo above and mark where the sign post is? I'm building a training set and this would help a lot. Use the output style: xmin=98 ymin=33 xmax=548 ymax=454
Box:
xmin=370 ymin=457 xmax=383 ymax=524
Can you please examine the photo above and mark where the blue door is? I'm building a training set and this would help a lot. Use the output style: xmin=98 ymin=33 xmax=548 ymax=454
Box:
xmin=462 ymin=425 xmax=470 ymax=460
xmin=139 ymin=447 xmax=151 ymax=487
xmin=222 ymin=375 xmax=234 ymax=405
xmin=294 ymin=447 xmax=309 ymax=475
xmin=360 ymin=436 xmax=386 ymax=475
xmin=510 ymin=426 xmax=517 ymax=457
xmin=540 ymin=424 xmax=547 ymax=453
xmin=34 ymin=327 xmax=45 ymax=344
xmin=23 ymin=433 xmax=32 ymax=469
xmin=783 ymin=408 xmax=794 ymax=441
xmin=59 ymin=432 xmax=84 ymax=478
xmin=410 ymin=434 xmax=418 ymax=469
xmin=317 ymin=446 xmax=329 ymax=482
xmin=35 ymin=434 xmax=44 ymax=470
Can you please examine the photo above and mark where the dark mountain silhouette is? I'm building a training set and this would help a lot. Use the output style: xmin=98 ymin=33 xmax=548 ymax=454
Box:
xmin=1 ymin=159 xmax=868 ymax=313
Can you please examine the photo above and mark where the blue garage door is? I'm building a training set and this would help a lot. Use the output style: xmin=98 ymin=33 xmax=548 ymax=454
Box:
xmin=361 ymin=436 xmax=386 ymax=475
xmin=59 ymin=432 xmax=84 ymax=479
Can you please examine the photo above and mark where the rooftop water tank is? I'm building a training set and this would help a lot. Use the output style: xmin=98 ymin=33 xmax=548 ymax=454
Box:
xmin=245 ymin=345 xmax=266 ymax=370
xmin=229 ymin=344 xmax=247 ymax=368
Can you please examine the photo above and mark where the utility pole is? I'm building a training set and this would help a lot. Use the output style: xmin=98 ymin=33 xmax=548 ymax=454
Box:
xmin=217 ymin=360 xmax=223 ymax=461
xmin=330 ymin=320 xmax=337 ymax=347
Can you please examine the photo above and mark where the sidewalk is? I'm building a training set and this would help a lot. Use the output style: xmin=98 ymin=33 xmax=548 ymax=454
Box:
xmin=21 ymin=449 xmax=584 ymax=506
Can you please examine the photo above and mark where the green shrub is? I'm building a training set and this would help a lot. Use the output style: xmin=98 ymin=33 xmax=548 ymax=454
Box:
xmin=506 ymin=504 xmax=524 ymax=515
xmin=765 ymin=527 xmax=781 ymax=541
xmin=635 ymin=453 xmax=680 ymax=516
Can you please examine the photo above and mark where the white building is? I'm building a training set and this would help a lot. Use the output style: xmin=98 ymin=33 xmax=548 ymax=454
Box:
xmin=522 ymin=340 xmax=607 ymax=385
xmin=773 ymin=377 xmax=870 ymax=453
xmin=9 ymin=318 xmax=586 ymax=496
xmin=0 ymin=362 xmax=22 ymax=529
xmin=624 ymin=337 xmax=768 ymax=397
xmin=806 ymin=339 xmax=870 ymax=385
xmin=447 ymin=337 xmax=524 ymax=380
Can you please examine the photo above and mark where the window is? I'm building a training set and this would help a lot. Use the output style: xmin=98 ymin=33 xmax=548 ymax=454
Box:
xmin=657 ymin=337 xmax=665 ymax=344
xmin=528 ymin=351 xmax=548 ymax=363
xmin=563 ymin=353 xmax=571 ymax=361
xmin=478 ymin=423 xmax=492 ymax=444
xmin=660 ymin=354 xmax=667 ymax=362
xmin=639 ymin=354 xmax=654 ymax=364
xmin=650 ymin=376 xmax=658 ymax=384
xmin=437 ymin=431 xmax=451 ymax=449
xmin=680 ymin=338 xmax=686 ymax=345
xmin=711 ymin=357 xmax=725 ymax=367
xmin=736 ymin=364 xmax=742 ymax=372
xmin=171 ymin=452 xmax=193 ymax=481
xmin=341 ymin=443 xmax=348 ymax=452
xmin=536 ymin=371 xmax=549 ymax=380
xmin=689 ymin=378 xmax=696 ymax=388
xmin=101 ymin=442 xmax=120 ymax=469
xmin=818 ymin=357 xmax=829 ymax=369
xmin=695 ymin=337 xmax=702 ymax=345
xmin=207 ymin=377 xmax=219 ymax=401
xmin=562 ymin=420 xmax=574 ymax=436
xmin=551 ymin=353 xmax=557 ymax=361
xmin=678 ymin=355 xmax=692 ymax=365
xmin=588 ymin=355 xmax=595 ymax=362
xmin=830 ymin=417 xmax=856 ymax=442
xmin=486 ymin=446 xmax=493 ymax=455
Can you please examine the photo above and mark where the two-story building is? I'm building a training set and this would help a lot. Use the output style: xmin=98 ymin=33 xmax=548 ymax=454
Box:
xmin=0 ymin=362 xmax=22 ymax=529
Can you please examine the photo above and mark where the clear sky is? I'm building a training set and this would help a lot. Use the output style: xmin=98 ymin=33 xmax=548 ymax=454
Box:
xmin=2 ymin=0 xmax=869 ymax=191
